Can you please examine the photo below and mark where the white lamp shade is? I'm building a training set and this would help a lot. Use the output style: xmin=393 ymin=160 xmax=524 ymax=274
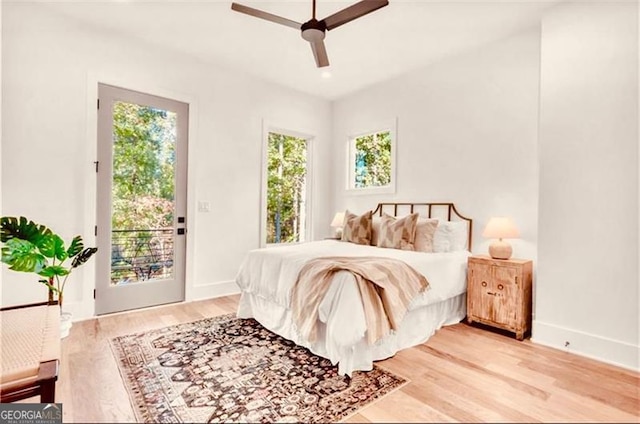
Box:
xmin=331 ymin=211 xmax=345 ymax=228
xmin=482 ymin=217 xmax=520 ymax=239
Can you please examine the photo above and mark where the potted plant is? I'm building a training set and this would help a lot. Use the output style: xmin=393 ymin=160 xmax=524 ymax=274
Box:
xmin=0 ymin=216 xmax=98 ymax=337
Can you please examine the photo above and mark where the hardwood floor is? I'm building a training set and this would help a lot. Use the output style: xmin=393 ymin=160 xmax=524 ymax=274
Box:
xmin=53 ymin=295 xmax=639 ymax=423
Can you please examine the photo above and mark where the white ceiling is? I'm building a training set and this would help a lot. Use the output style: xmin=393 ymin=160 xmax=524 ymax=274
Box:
xmin=43 ymin=0 xmax=559 ymax=100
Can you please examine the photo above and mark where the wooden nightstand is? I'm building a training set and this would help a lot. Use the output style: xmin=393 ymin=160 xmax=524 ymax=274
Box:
xmin=466 ymin=255 xmax=533 ymax=340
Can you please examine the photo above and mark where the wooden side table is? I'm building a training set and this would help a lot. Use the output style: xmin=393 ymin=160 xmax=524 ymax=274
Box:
xmin=0 ymin=301 xmax=60 ymax=403
xmin=466 ymin=255 xmax=533 ymax=340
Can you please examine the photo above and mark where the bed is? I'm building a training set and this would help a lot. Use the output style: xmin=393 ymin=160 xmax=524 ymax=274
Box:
xmin=236 ymin=202 xmax=473 ymax=376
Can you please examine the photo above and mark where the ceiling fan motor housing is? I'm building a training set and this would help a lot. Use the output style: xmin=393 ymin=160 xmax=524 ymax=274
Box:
xmin=301 ymin=19 xmax=327 ymax=42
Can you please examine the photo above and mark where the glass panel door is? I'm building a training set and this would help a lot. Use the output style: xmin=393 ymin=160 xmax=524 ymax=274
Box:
xmin=96 ymin=84 xmax=188 ymax=315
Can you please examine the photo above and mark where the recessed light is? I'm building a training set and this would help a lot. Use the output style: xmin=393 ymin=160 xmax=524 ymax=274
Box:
xmin=321 ymin=71 xmax=332 ymax=79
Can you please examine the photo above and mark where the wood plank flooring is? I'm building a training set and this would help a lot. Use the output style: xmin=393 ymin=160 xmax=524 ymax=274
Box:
xmin=50 ymin=295 xmax=639 ymax=423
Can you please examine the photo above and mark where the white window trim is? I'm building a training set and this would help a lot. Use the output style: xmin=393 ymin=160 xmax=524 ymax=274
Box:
xmin=260 ymin=120 xmax=314 ymax=248
xmin=345 ymin=118 xmax=397 ymax=195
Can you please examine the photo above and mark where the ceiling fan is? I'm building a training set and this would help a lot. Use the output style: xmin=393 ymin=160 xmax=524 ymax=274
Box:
xmin=231 ymin=0 xmax=389 ymax=68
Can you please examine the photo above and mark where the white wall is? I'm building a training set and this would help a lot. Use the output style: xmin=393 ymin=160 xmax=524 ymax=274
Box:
xmin=1 ymin=3 xmax=332 ymax=318
xmin=535 ymin=1 xmax=639 ymax=370
xmin=331 ymin=28 xmax=541 ymax=263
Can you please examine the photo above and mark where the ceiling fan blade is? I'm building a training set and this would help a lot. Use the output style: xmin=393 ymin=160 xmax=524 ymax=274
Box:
xmin=231 ymin=3 xmax=302 ymax=30
xmin=310 ymin=40 xmax=330 ymax=68
xmin=321 ymin=0 xmax=388 ymax=31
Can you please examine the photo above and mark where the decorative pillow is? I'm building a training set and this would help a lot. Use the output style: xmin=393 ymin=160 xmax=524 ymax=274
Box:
xmin=370 ymin=217 xmax=381 ymax=246
xmin=433 ymin=221 xmax=469 ymax=252
xmin=414 ymin=218 xmax=439 ymax=253
xmin=377 ymin=212 xmax=419 ymax=250
xmin=341 ymin=210 xmax=373 ymax=245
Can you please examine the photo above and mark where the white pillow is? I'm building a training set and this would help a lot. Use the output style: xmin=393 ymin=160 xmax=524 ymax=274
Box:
xmin=433 ymin=221 xmax=468 ymax=252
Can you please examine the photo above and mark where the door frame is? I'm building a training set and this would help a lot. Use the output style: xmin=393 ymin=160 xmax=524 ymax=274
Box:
xmin=81 ymin=73 xmax=199 ymax=319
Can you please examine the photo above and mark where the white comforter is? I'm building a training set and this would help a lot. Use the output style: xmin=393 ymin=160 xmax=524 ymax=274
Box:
xmin=235 ymin=240 xmax=470 ymax=374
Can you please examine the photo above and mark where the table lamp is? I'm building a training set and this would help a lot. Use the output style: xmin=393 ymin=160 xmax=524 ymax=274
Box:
xmin=482 ymin=217 xmax=520 ymax=260
xmin=330 ymin=211 xmax=345 ymax=238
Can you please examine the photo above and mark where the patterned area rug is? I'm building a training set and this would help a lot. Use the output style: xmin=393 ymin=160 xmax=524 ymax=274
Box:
xmin=110 ymin=314 xmax=407 ymax=423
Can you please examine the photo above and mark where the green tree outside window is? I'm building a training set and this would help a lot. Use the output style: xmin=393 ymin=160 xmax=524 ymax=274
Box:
xmin=110 ymin=102 xmax=176 ymax=284
xmin=267 ymin=133 xmax=308 ymax=244
xmin=353 ymin=131 xmax=392 ymax=188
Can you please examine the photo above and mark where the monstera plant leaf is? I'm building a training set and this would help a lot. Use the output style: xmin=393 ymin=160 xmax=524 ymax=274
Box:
xmin=71 ymin=247 xmax=98 ymax=268
xmin=38 ymin=279 xmax=60 ymax=294
xmin=0 ymin=216 xmax=51 ymax=245
xmin=38 ymin=265 xmax=70 ymax=277
xmin=38 ymin=234 xmax=68 ymax=261
xmin=66 ymin=236 xmax=84 ymax=258
xmin=1 ymin=238 xmax=47 ymax=273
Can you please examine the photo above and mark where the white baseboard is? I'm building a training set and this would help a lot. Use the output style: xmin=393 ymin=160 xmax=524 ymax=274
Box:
xmin=66 ymin=280 xmax=240 ymax=323
xmin=532 ymin=319 xmax=639 ymax=371
xmin=187 ymin=280 xmax=240 ymax=302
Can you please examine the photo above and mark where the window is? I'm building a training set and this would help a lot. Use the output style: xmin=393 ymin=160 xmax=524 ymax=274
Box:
xmin=264 ymin=131 xmax=310 ymax=245
xmin=348 ymin=121 xmax=396 ymax=193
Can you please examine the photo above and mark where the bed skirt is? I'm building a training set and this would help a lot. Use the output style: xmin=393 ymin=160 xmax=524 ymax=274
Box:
xmin=237 ymin=291 xmax=466 ymax=376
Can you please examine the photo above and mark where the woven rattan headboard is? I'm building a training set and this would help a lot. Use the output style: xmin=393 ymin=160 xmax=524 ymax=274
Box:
xmin=371 ymin=202 xmax=473 ymax=251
